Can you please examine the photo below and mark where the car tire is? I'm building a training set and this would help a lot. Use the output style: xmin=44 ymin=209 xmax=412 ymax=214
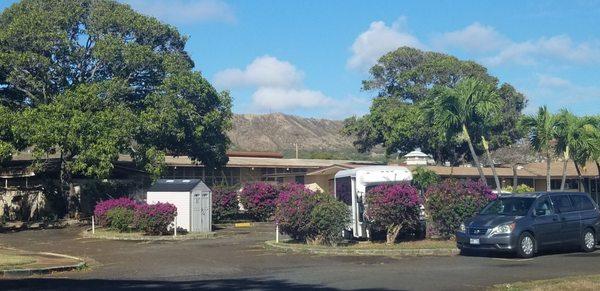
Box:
xmin=581 ymin=228 xmax=596 ymax=253
xmin=517 ymin=232 xmax=535 ymax=258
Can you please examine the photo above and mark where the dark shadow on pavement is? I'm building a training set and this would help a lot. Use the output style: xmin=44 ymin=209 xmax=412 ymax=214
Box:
xmin=0 ymin=278 xmax=398 ymax=291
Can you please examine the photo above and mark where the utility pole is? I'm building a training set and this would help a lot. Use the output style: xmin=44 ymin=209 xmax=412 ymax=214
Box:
xmin=293 ymin=143 xmax=299 ymax=159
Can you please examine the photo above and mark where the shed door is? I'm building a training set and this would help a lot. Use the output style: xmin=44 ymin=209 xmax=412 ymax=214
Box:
xmin=191 ymin=191 xmax=211 ymax=232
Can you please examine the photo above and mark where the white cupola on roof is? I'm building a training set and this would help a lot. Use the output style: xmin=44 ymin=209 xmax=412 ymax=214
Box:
xmin=403 ymin=148 xmax=435 ymax=166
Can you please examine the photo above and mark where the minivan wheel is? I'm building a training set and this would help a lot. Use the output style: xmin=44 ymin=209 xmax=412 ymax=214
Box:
xmin=581 ymin=229 xmax=596 ymax=253
xmin=517 ymin=232 xmax=535 ymax=258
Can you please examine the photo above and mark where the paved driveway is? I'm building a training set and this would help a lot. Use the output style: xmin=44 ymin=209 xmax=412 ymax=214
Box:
xmin=1 ymin=223 xmax=600 ymax=290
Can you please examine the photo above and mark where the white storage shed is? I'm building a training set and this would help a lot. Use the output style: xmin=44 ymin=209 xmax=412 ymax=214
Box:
xmin=146 ymin=179 xmax=212 ymax=232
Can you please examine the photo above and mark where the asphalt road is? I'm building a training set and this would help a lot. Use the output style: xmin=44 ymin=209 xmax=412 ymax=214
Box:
xmin=1 ymin=223 xmax=600 ymax=291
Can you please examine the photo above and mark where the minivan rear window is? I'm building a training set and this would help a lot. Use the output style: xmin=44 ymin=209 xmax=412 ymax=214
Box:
xmin=570 ymin=195 xmax=595 ymax=211
xmin=550 ymin=195 xmax=575 ymax=212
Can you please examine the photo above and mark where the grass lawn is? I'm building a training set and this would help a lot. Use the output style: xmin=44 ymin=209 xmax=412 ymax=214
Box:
xmin=87 ymin=228 xmax=213 ymax=240
xmin=0 ymin=249 xmax=36 ymax=270
xmin=282 ymin=239 xmax=456 ymax=250
xmin=491 ymin=274 xmax=600 ymax=291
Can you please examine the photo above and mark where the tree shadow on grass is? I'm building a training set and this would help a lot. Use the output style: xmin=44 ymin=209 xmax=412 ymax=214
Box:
xmin=0 ymin=278 xmax=398 ymax=291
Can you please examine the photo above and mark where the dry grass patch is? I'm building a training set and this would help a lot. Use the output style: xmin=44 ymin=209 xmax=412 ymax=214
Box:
xmin=282 ymin=239 xmax=455 ymax=250
xmin=0 ymin=249 xmax=37 ymax=270
xmin=491 ymin=274 xmax=600 ymax=291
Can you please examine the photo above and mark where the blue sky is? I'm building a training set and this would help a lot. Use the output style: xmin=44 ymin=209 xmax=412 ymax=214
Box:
xmin=2 ymin=0 xmax=600 ymax=119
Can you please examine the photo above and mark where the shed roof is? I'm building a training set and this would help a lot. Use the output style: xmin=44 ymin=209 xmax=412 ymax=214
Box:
xmin=147 ymin=179 xmax=210 ymax=192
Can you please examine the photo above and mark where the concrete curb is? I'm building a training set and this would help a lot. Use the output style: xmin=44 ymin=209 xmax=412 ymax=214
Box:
xmin=81 ymin=229 xmax=215 ymax=241
xmin=1 ymin=252 xmax=86 ymax=277
xmin=264 ymin=241 xmax=460 ymax=257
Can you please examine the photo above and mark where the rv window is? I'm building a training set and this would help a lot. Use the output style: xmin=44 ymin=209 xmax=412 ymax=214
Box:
xmin=335 ymin=177 xmax=352 ymax=206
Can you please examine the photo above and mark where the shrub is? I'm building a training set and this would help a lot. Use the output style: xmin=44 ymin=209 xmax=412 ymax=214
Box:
xmin=274 ymin=184 xmax=319 ymax=241
xmin=365 ymin=183 xmax=422 ymax=244
xmin=502 ymin=184 xmax=535 ymax=194
xmin=133 ymin=203 xmax=177 ymax=235
xmin=239 ymin=182 xmax=279 ymax=221
xmin=94 ymin=197 xmax=138 ymax=227
xmin=212 ymin=185 xmax=239 ymax=222
xmin=275 ymin=184 xmax=349 ymax=245
xmin=310 ymin=200 xmax=350 ymax=246
xmin=106 ymin=207 xmax=135 ymax=232
xmin=424 ymin=179 xmax=496 ymax=238
xmin=412 ymin=167 xmax=440 ymax=191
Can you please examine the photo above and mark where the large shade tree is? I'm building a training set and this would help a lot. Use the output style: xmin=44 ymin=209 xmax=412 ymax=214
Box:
xmin=343 ymin=47 xmax=526 ymax=166
xmin=0 ymin=0 xmax=232 ymax=216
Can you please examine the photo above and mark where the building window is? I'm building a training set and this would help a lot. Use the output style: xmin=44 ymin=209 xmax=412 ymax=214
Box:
xmin=295 ymin=175 xmax=305 ymax=184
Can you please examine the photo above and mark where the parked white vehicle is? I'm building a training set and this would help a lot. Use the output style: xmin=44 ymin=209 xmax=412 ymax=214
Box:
xmin=334 ymin=166 xmax=413 ymax=238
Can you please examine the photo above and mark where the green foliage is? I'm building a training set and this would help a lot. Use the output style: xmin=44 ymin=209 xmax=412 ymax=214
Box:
xmin=15 ymin=83 xmax=135 ymax=178
xmin=424 ymin=179 xmax=496 ymax=238
xmin=0 ymin=0 xmax=232 ymax=213
xmin=0 ymin=106 xmax=17 ymax=164
xmin=310 ymin=200 xmax=350 ymax=246
xmin=502 ymin=184 xmax=534 ymax=194
xmin=106 ymin=207 xmax=135 ymax=232
xmin=411 ymin=167 xmax=441 ymax=191
xmin=343 ymin=47 xmax=526 ymax=165
xmin=521 ymin=106 xmax=556 ymax=156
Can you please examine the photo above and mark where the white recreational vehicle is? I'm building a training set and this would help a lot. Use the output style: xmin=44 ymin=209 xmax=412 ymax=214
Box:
xmin=334 ymin=166 xmax=413 ymax=238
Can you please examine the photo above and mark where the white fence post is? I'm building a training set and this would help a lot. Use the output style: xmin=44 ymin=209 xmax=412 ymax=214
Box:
xmin=276 ymin=223 xmax=279 ymax=243
xmin=173 ymin=216 xmax=177 ymax=237
xmin=92 ymin=216 xmax=95 ymax=234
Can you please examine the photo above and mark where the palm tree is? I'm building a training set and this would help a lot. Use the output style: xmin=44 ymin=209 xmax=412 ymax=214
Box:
xmin=521 ymin=106 xmax=556 ymax=192
xmin=424 ymin=78 xmax=502 ymax=186
xmin=482 ymin=136 xmax=502 ymax=193
xmin=570 ymin=118 xmax=600 ymax=191
xmin=554 ymin=109 xmax=577 ymax=191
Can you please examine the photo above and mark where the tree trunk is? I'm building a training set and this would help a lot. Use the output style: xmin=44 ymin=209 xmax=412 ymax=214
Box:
xmin=546 ymin=150 xmax=552 ymax=192
xmin=482 ymin=136 xmax=501 ymax=193
xmin=463 ymin=124 xmax=486 ymax=185
xmin=574 ymin=162 xmax=583 ymax=192
xmin=386 ymin=224 xmax=401 ymax=245
xmin=560 ymin=147 xmax=569 ymax=191
xmin=59 ymin=153 xmax=77 ymax=219
xmin=512 ymin=164 xmax=518 ymax=192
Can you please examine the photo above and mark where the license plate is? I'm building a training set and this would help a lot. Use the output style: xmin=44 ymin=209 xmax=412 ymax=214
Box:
xmin=470 ymin=238 xmax=480 ymax=245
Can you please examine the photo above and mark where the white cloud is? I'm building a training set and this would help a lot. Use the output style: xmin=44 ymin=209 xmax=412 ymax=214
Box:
xmin=251 ymin=87 xmax=333 ymax=111
xmin=530 ymin=74 xmax=600 ymax=112
xmin=214 ymin=56 xmax=334 ymax=112
xmin=122 ymin=0 xmax=236 ymax=25
xmin=347 ymin=18 xmax=424 ymax=71
xmin=537 ymin=74 xmax=571 ymax=88
xmin=214 ymin=56 xmax=304 ymax=89
xmin=432 ymin=22 xmax=509 ymax=53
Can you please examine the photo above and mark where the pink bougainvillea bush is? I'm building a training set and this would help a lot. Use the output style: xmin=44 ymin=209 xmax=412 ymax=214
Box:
xmin=133 ymin=203 xmax=177 ymax=235
xmin=239 ymin=182 xmax=279 ymax=221
xmin=365 ymin=183 xmax=422 ymax=244
xmin=275 ymin=183 xmax=349 ymax=245
xmin=94 ymin=198 xmax=177 ymax=235
xmin=212 ymin=185 xmax=240 ymax=222
xmin=424 ymin=179 xmax=496 ymax=238
xmin=274 ymin=183 xmax=318 ymax=241
xmin=94 ymin=197 xmax=138 ymax=227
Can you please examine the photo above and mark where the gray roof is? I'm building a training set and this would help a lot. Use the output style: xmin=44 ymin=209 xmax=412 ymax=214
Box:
xmin=147 ymin=179 xmax=210 ymax=192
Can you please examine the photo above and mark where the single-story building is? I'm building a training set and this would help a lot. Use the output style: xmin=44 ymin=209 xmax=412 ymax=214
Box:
xmin=2 ymin=151 xmax=599 ymax=203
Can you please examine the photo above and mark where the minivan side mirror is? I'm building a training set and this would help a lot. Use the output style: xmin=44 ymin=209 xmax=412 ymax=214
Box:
xmin=534 ymin=209 xmax=546 ymax=216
